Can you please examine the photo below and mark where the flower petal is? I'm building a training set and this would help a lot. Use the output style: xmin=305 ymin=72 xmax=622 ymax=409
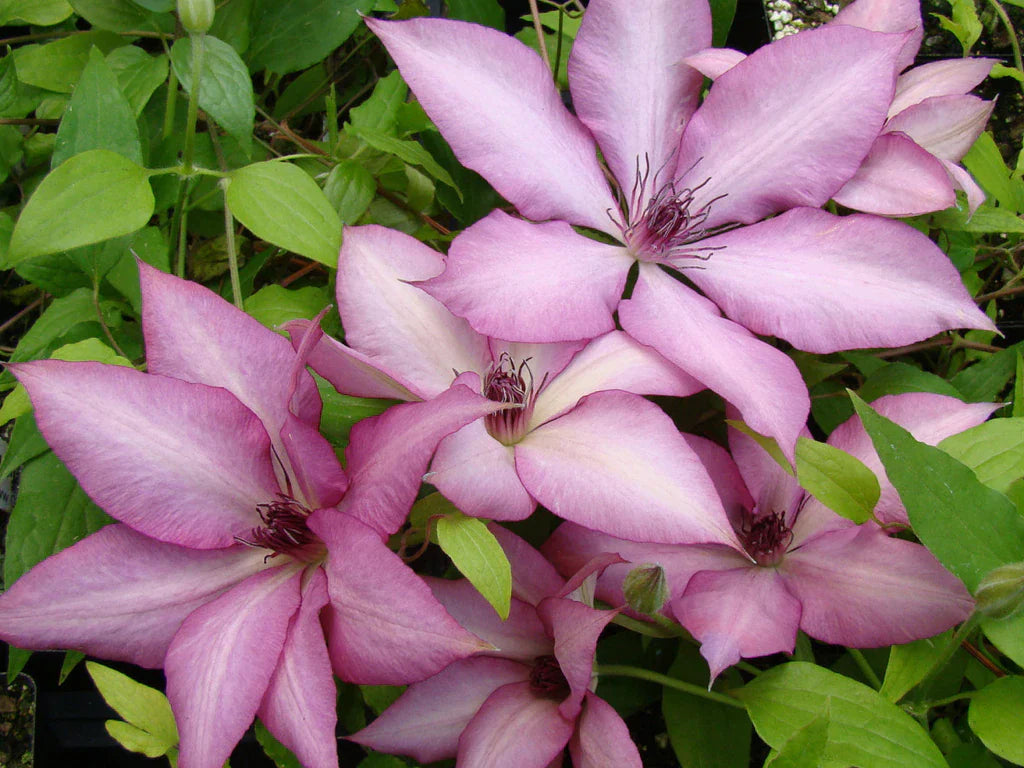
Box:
xmin=570 ymin=692 xmax=643 ymax=768
xmin=674 ymin=566 xmax=801 ymax=681
xmin=338 ymin=377 xmax=505 ymax=535
xmin=688 ymin=207 xmax=996 ymax=353
xmin=619 ymin=264 xmax=808 ymax=457
xmin=139 ymin=262 xmax=321 ymax=434
xmin=885 ymin=94 xmax=994 ymax=162
xmin=336 ymin=225 xmax=490 ymax=397
xmin=166 ymin=564 xmax=302 ymax=768
xmin=831 ymin=0 xmax=922 ymax=71
xmin=675 ymin=25 xmax=902 ymax=227
xmin=683 ymin=47 xmax=746 ymax=80
xmin=0 ymin=524 xmax=266 ymax=668
xmin=421 ymin=211 xmax=632 ymax=343
xmin=891 ymin=58 xmax=995 ymax=116
xmin=530 ymin=331 xmax=703 ymax=430
xmin=568 ymin=0 xmax=709 ymax=204
xmin=311 ymin=511 xmax=489 ymax=684
xmin=429 ymin=420 xmax=536 ymax=522
xmin=349 ymin=656 xmax=531 ymax=763
xmin=515 ymin=389 xmax=738 ymax=546
xmin=457 ymin=682 xmax=575 ymax=768
xmin=832 ymin=132 xmax=956 ymax=216
xmin=683 ymin=434 xmax=754 ymax=529
xmin=257 ymin=568 xmax=338 ymax=768
xmin=12 ymin=361 xmax=278 ymax=548
xmin=279 ymin=413 xmax=348 ymax=509
xmin=783 ymin=526 xmax=973 ymax=646
xmin=944 ymin=159 xmax=987 ymax=215
xmin=490 ymin=523 xmax=566 ymax=606
xmin=727 ymin=422 xmax=803 ymax=523
xmin=366 ymin=17 xmax=618 ymax=233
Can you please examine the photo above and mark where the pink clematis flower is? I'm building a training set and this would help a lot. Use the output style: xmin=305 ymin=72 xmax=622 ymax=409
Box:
xmin=285 ymin=224 xmax=739 ymax=546
xmin=544 ymin=393 xmax=995 ymax=681
xmin=0 ymin=265 xmax=505 ymax=768
xmin=365 ymin=0 xmax=994 ymax=455
xmin=350 ymin=526 xmax=641 ymax=768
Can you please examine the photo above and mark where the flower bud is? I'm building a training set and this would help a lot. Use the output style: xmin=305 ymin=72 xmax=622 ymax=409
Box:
xmin=178 ymin=0 xmax=214 ymax=34
xmin=623 ymin=563 xmax=668 ymax=617
xmin=975 ymin=561 xmax=1024 ymax=620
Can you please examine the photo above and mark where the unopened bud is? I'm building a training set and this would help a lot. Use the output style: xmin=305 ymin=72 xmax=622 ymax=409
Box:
xmin=623 ymin=563 xmax=668 ymax=617
xmin=976 ymin=561 xmax=1024 ymax=620
xmin=178 ymin=0 xmax=215 ymax=34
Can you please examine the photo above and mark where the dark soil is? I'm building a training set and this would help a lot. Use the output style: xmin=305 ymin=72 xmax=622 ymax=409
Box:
xmin=0 ymin=674 xmax=35 ymax=768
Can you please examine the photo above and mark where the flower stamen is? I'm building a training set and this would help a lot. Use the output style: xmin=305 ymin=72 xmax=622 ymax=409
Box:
xmin=482 ymin=353 xmax=546 ymax=445
xmin=739 ymin=509 xmax=793 ymax=567
xmin=236 ymin=495 xmax=324 ymax=563
xmin=529 ymin=655 xmax=571 ymax=700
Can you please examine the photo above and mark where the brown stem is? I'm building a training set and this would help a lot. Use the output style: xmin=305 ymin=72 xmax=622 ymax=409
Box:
xmin=0 ymin=118 xmax=59 ymax=126
xmin=874 ymin=335 xmax=1003 ymax=359
xmin=279 ymin=259 xmax=324 ymax=288
xmin=0 ymin=297 xmax=43 ymax=336
xmin=976 ymin=283 xmax=1024 ymax=302
xmin=528 ymin=0 xmax=553 ymax=73
xmin=377 ymin=187 xmax=451 ymax=235
xmin=961 ymin=640 xmax=1006 ymax=677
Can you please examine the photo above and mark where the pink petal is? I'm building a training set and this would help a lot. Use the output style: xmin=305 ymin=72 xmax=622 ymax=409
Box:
xmin=727 ymin=423 xmax=802 ymax=523
xmin=944 ymin=160 xmax=987 ymax=215
xmin=166 ymin=564 xmax=303 ymax=768
xmin=349 ymin=656 xmax=531 ymax=763
xmin=570 ymin=692 xmax=643 ymax=768
xmin=783 ymin=526 xmax=973 ymax=646
xmin=310 ymin=511 xmax=489 ymax=684
xmin=683 ymin=434 xmax=754 ymax=529
xmin=429 ymin=420 xmax=536 ymax=521
xmin=514 ymin=389 xmax=738 ymax=546
xmin=366 ymin=17 xmax=619 ymax=233
xmin=568 ymin=0 xmax=709 ymax=206
xmin=279 ymin=412 xmax=348 ymax=509
xmin=891 ymin=58 xmax=996 ymax=116
xmin=489 ymin=524 xmax=566 ymax=606
xmin=537 ymin=597 xmax=616 ymax=720
xmin=832 ymin=132 xmax=956 ymax=216
xmin=283 ymin=318 xmax=421 ymax=400
xmin=457 ymin=682 xmax=575 ymax=768
xmin=619 ymin=264 xmax=808 ymax=458
xmin=421 ymin=211 xmax=632 ymax=343
xmin=530 ymin=331 xmax=703 ymax=430
xmin=429 ymin=577 xmax=553 ymax=662
xmin=683 ymin=47 xmax=746 ymax=80
xmin=675 ymin=25 xmax=902 ymax=227
xmin=832 ymin=0 xmax=922 ymax=71
xmin=688 ymin=207 xmax=996 ymax=353
xmin=257 ymin=569 xmax=337 ymax=768
xmin=674 ymin=566 xmax=801 ymax=681
xmin=489 ymin=339 xmax=586 ymax=385
xmin=336 ymin=225 xmax=491 ymax=397
xmin=338 ymin=378 xmax=505 ymax=536
xmin=0 ymin=524 xmax=266 ymax=668
xmin=12 ymin=361 xmax=278 ymax=549
xmin=886 ymin=95 xmax=994 ymax=162
xmin=139 ymin=262 xmax=321 ymax=435
xmin=826 ymin=393 xmax=998 ymax=526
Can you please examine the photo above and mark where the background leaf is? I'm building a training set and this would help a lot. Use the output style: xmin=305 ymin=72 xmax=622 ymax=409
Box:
xmin=87 ymin=662 xmax=178 ymax=754
xmin=436 ymin=509 xmax=512 ymax=620
xmin=171 ymin=35 xmax=254 ymax=151
xmin=249 ymin=0 xmax=374 ymax=74
xmin=794 ymin=437 xmax=880 ymax=523
xmin=939 ymin=418 xmax=1024 ymax=494
xmin=968 ymin=676 xmax=1024 ymax=764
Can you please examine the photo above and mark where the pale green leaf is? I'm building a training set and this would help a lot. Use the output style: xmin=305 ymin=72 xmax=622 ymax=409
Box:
xmin=244 ymin=284 xmax=330 ymax=331
xmin=982 ymin=612 xmax=1024 ymax=669
xmin=968 ymin=676 xmax=1024 ymax=764
xmin=349 ymin=71 xmax=407 ymax=136
xmin=880 ymin=631 xmax=953 ymax=702
xmin=324 ymin=160 xmax=376 ymax=224
xmin=226 ymin=161 xmax=341 ymax=267
xmin=13 ymin=32 xmax=124 ymax=93
xmin=106 ymin=46 xmax=169 ymax=117
xmin=1015 ymin=354 xmax=1023 ymax=418
xmin=171 ymin=35 xmax=254 ymax=150
xmin=932 ymin=204 xmax=1024 ymax=234
xmin=940 ymin=418 xmax=1024 ymax=494
xmin=765 ymin=705 xmax=829 ymax=768
xmin=795 ymin=437 xmax=880 ymax=523
xmin=351 ymin=124 xmax=460 ymax=197
xmin=0 ymin=0 xmax=72 ymax=25
xmin=88 ymin=662 xmax=178 ymax=753
xmin=963 ymin=132 xmax=1022 ymax=212
xmin=436 ymin=510 xmax=512 ymax=620
xmin=70 ymin=0 xmax=166 ymax=32
xmin=105 ymin=720 xmax=174 ymax=758
xmin=726 ymin=420 xmax=794 ymax=475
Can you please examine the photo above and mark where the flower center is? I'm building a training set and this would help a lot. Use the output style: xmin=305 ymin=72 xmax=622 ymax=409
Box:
xmin=236 ymin=496 xmax=324 ymax=563
xmin=529 ymin=655 xmax=570 ymax=700
xmin=739 ymin=509 xmax=793 ymax=567
xmin=482 ymin=353 xmax=544 ymax=445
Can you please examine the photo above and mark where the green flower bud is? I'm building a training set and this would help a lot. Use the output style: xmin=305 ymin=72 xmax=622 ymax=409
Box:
xmin=623 ymin=563 xmax=668 ymax=617
xmin=178 ymin=0 xmax=215 ymax=34
xmin=975 ymin=561 xmax=1024 ymax=620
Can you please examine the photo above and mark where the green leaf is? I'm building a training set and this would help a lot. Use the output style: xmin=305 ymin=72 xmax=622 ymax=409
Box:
xmin=794 ymin=437 xmax=880 ymax=523
xmin=70 ymin=0 xmax=165 ymax=32
xmin=932 ymin=204 xmax=1024 ymax=234
xmin=0 ymin=414 xmax=48 ymax=481
xmin=850 ymin=393 xmax=1024 ymax=591
xmin=87 ymin=662 xmax=178 ymax=753
xmin=59 ymin=650 xmax=85 ymax=683
xmin=316 ymin=376 xmax=396 ymax=449
xmin=106 ymin=46 xmax=169 ymax=117
xmin=0 ymin=0 xmax=72 ymax=25
xmin=952 ymin=341 xmax=1024 ymax=402
xmin=982 ymin=612 xmax=1024 ymax=668
xmin=105 ymin=721 xmax=175 ymax=759
xmin=963 ymin=132 xmax=1022 ymax=213
xmin=349 ymin=71 xmax=407 ymax=136
xmin=933 ymin=0 xmax=981 ymax=54
xmin=350 ymin=124 xmax=461 ymax=197
xmin=940 ymin=418 xmax=1024 ymax=494
xmin=226 ymin=161 xmax=341 ymax=267
xmin=171 ymin=35 xmax=254 ymax=151
xmin=253 ymin=720 xmax=302 ymax=768
xmin=446 ymin=0 xmax=504 ymax=28
xmin=880 ymin=631 xmax=953 ymax=702
xmin=765 ymin=706 xmax=830 ymax=768
xmin=662 ymin=643 xmax=750 ymax=768
xmin=6 ymin=289 xmax=98 ymax=368
xmin=357 ymin=754 xmax=407 ymax=768
xmin=324 ymin=160 xmax=376 ymax=224
xmin=436 ymin=509 xmax=512 ymax=620
xmin=360 ymin=684 xmax=404 ymax=715
xmin=739 ymin=662 xmax=947 ymax=768
xmin=53 ymin=47 xmax=142 ymax=168
xmin=968 ymin=676 xmax=1024 ymax=764
xmin=9 ymin=150 xmax=155 ymax=264
xmin=726 ymin=419 xmax=794 ymax=475
xmin=249 ymin=0 xmax=374 ymax=74
xmin=243 ymin=284 xmax=330 ymax=331
xmin=209 ymin=0 xmax=253 ymax=54
xmin=709 ymin=0 xmax=738 ymax=46
xmin=858 ymin=362 xmax=963 ymax=402
xmin=1015 ymin=353 xmax=1023 ymax=418
xmin=13 ymin=32 xmax=124 ymax=93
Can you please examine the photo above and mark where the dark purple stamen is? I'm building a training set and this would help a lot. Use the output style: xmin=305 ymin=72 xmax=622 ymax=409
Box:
xmin=739 ymin=509 xmax=793 ymax=567
xmin=236 ymin=496 xmax=322 ymax=562
xmin=482 ymin=353 xmax=546 ymax=445
xmin=529 ymin=655 xmax=570 ymax=700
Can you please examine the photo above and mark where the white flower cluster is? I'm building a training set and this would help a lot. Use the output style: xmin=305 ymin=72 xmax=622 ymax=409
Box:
xmin=766 ymin=0 xmax=841 ymax=39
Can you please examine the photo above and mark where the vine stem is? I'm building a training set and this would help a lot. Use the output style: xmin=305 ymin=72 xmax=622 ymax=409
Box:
xmin=595 ymin=664 xmax=746 ymax=710
xmin=847 ymin=648 xmax=882 ymax=690
xmin=181 ymin=33 xmax=206 ymax=175
xmin=527 ymin=0 xmax=553 ymax=74
xmin=916 ymin=615 xmax=981 ymax=698
xmin=208 ymin=129 xmax=243 ymax=309
xmin=984 ymin=0 xmax=1024 ymax=82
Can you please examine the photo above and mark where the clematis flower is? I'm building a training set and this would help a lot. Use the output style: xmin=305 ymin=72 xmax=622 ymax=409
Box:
xmin=0 ymin=265 xmax=506 ymax=768
xmin=365 ymin=1 xmax=994 ymax=455
xmin=350 ymin=526 xmax=641 ymax=768
xmin=543 ymin=393 xmax=995 ymax=681
xmin=285 ymin=224 xmax=738 ymax=546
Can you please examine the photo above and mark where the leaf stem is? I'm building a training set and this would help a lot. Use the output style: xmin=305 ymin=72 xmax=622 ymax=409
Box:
xmin=848 ymin=648 xmax=882 ymax=690
xmin=609 ymin=613 xmax=685 ymax=639
xmin=917 ymin=615 xmax=981 ymax=697
xmin=528 ymin=0 xmax=553 ymax=74
xmin=596 ymin=664 xmax=746 ymax=710
xmin=181 ymin=33 xmax=206 ymax=176
xmin=984 ymin=0 xmax=1024 ymax=85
